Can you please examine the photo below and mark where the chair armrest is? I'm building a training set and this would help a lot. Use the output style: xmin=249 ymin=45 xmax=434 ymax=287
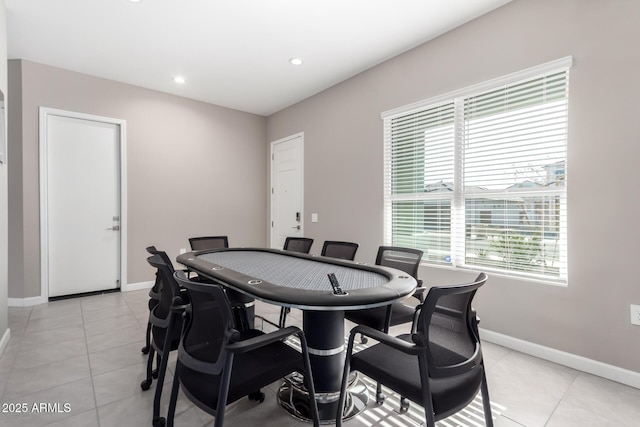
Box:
xmin=351 ymin=325 xmax=422 ymax=356
xmin=410 ymin=304 xmax=423 ymax=333
xmin=226 ymin=326 xmax=302 ymax=353
xmin=149 ymin=308 xmax=170 ymax=328
xmin=411 ymin=283 xmax=426 ymax=302
xmin=170 ymin=295 xmax=189 ymax=313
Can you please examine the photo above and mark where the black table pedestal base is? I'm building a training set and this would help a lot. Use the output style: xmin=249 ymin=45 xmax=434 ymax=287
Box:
xmin=277 ymin=372 xmax=369 ymax=424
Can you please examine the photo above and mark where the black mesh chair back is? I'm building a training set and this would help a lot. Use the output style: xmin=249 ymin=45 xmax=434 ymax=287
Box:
xmin=187 ymin=235 xmax=253 ymax=329
xmin=142 ymin=246 xmax=162 ymax=356
xmin=376 ymin=246 xmax=422 ymax=279
xmin=321 ymin=240 xmax=359 ymax=260
xmin=142 ymin=253 xmax=188 ymax=426
xmin=142 ymin=246 xmax=178 ymax=356
xmin=145 ymin=246 xmax=176 ymax=299
xmin=165 ymin=271 xmax=320 ymax=427
xmin=188 ymin=236 xmax=229 ymax=251
xmin=145 ymin=246 xmax=162 ymax=298
xmin=283 ymin=237 xmax=314 ymax=254
xmin=417 ymin=274 xmax=485 ymax=379
xmin=177 ymin=272 xmax=235 ymax=370
xmin=345 ymin=246 xmax=423 ymax=333
xmin=336 ymin=272 xmax=492 ymax=427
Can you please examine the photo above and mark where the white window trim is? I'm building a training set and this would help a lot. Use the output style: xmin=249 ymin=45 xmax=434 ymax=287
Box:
xmin=383 ymin=56 xmax=573 ymax=285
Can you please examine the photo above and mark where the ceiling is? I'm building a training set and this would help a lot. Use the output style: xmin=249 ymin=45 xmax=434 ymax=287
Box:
xmin=5 ymin=0 xmax=510 ymax=116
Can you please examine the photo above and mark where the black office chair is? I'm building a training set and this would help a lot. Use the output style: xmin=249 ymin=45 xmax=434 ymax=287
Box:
xmin=141 ymin=254 xmax=189 ymax=427
xmin=344 ymin=246 xmax=424 ymax=404
xmin=188 ymin=235 xmax=253 ymax=330
xmin=188 ymin=235 xmax=229 ymax=251
xmin=141 ymin=246 xmax=163 ymax=356
xmin=321 ymin=240 xmax=359 ymax=260
xmin=336 ymin=273 xmax=492 ymax=427
xmin=283 ymin=237 xmax=314 ymax=254
xmin=346 ymin=246 xmax=424 ymax=335
xmin=165 ymin=271 xmax=320 ymax=427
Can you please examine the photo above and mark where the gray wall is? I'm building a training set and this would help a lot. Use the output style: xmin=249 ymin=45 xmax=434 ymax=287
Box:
xmin=0 ymin=0 xmax=8 ymax=337
xmin=267 ymin=0 xmax=640 ymax=372
xmin=8 ymin=60 xmax=268 ymax=297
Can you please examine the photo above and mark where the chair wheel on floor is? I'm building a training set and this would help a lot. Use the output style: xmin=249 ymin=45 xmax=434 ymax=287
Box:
xmin=399 ymin=397 xmax=409 ymax=413
xmin=152 ymin=368 xmax=159 ymax=379
xmin=141 ymin=345 xmax=150 ymax=355
xmin=248 ymin=391 xmax=265 ymax=403
xmin=360 ymin=334 xmax=368 ymax=344
xmin=375 ymin=392 xmax=385 ymax=405
xmin=152 ymin=416 xmax=165 ymax=427
xmin=140 ymin=379 xmax=152 ymax=391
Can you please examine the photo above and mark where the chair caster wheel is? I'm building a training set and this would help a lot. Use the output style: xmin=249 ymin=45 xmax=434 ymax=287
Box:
xmin=375 ymin=392 xmax=385 ymax=405
xmin=360 ymin=335 xmax=368 ymax=344
xmin=152 ymin=368 xmax=159 ymax=379
xmin=141 ymin=346 xmax=150 ymax=355
xmin=399 ymin=397 xmax=409 ymax=413
xmin=248 ymin=391 xmax=265 ymax=403
xmin=152 ymin=417 xmax=166 ymax=427
xmin=140 ymin=379 xmax=152 ymax=391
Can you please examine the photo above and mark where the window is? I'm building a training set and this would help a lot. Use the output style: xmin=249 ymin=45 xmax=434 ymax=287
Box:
xmin=383 ymin=57 xmax=571 ymax=283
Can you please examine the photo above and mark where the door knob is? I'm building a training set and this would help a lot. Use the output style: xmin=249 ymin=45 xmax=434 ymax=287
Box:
xmin=106 ymin=225 xmax=120 ymax=231
xmin=291 ymin=225 xmax=301 ymax=230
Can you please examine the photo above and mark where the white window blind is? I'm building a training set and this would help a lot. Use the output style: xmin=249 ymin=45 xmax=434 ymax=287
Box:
xmin=383 ymin=58 xmax=571 ymax=283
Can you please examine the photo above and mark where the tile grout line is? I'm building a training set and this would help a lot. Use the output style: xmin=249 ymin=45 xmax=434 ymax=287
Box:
xmin=79 ymin=299 xmax=102 ymax=427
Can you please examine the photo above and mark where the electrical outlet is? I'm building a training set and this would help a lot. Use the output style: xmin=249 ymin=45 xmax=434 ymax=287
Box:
xmin=631 ymin=304 xmax=640 ymax=326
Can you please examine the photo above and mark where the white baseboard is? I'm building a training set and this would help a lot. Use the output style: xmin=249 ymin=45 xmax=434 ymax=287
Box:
xmin=8 ymin=296 xmax=47 ymax=307
xmin=0 ymin=328 xmax=11 ymax=357
xmin=121 ymin=281 xmax=154 ymax=292
xmin=479 ymin=328 xmax=640 ymax=390
xmin=8 ymin=282 xmax=153 ymax=306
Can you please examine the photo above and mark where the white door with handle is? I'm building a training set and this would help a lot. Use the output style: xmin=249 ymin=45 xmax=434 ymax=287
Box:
xmin=41 ymin=108 xmax=126 ymax=298
xmin=270 ymin=133 xmax=304 ymax=249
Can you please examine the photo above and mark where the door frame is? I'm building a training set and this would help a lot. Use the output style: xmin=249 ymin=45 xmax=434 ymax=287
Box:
xmin=270 ymin=132 xmax=304 ymax=249
xmin=39 ymin=107 xmax=127 ymax=300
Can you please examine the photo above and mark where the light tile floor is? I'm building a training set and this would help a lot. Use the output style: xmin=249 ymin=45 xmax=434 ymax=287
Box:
xmin=1 ymin=290 xmax=639 ymax=426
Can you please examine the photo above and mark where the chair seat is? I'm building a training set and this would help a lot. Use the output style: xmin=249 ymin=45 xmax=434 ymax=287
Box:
xmin=350 ymin=334 xmax=484 ymax=419
xmin=346 ymin=302 xmax=416 ymax=331
xmin=179 ymin=332 xmax=304 ymax=411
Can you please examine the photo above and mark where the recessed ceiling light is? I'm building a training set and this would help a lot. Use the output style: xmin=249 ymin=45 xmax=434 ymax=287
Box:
xmin=129 ymin=0 xmax=142 ymax=3
xmin=173 ymin=76 xmax=186 ymax=84
xmin=289 ymin=58 xmax=303 ymax=66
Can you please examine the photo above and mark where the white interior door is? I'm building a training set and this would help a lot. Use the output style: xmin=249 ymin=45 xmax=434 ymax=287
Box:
xmin=271 ymin=133 xmax=304 ymax=249
xmin=43 ymin=110 xmax=123 ymax=298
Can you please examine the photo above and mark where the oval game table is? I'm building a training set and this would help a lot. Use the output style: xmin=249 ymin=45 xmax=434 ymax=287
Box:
xmin=177 ymin=247 xmax=416 ymax=423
